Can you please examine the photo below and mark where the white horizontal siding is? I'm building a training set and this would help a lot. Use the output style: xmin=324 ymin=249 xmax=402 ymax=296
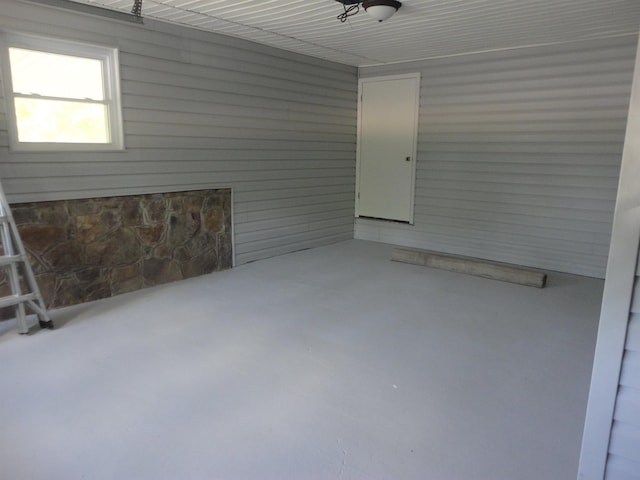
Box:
xmin=606 ymin=262 xmax=640 ymax=479
xmin=607 ymin=424 xmax=640 ymax=479
xmin=0 ymin=0 xmax=357 ymax=264
xmin=609 ymin=420 xmax=640 ymax=463
xmin=356 ymin=36 xmax=637 ymax=277
xmin=606 ymin=454 xmax=640 ymax=480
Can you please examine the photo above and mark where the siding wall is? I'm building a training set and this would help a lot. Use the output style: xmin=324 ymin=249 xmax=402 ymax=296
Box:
xmin=605 ymin=253 xmax=640 ymax=479
xmin=0 ymin=0 xmax=357 ymax=265
xmin=357 ymin=36 xmax=638 ymax=278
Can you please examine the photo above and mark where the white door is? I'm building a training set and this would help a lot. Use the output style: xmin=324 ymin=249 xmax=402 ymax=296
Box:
xmin=356 ymin=73 xmax=420 ymax=223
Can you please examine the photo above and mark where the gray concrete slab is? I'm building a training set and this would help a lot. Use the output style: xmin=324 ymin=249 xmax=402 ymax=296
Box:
xmin=0 ymin=240 xmax=602 ymax=480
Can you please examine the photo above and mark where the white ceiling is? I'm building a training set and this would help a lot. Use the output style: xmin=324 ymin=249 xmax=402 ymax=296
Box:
xmin=71 ymin=0 xmax=640 ymax=66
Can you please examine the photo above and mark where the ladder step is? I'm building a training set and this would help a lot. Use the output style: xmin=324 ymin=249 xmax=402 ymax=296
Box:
xmin=0 ymin=254 xmax=25 ymax=266
xmin=0 ymin=293 xmax=37 ymax=309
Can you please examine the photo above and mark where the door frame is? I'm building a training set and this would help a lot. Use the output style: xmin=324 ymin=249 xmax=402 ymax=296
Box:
xmin=355 ymin=72 xmax=420 ymax=224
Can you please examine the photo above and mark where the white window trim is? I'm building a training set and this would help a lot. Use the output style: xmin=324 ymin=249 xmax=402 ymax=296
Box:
xmin=0 ymin=32 xmax=124 ymax=152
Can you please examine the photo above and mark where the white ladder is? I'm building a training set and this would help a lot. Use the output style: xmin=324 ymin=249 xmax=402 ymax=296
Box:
xmin=0 ymin=185 xmax=53 ymax=334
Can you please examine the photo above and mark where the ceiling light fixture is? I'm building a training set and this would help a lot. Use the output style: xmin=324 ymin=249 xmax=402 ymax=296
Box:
xmin=335 ymin=0 xmax=402 ymax=23
xmin=362 ymin=0 xmax=402 ymax=22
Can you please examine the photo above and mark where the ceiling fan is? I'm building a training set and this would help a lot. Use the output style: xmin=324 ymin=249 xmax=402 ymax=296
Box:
xmin=334 ymin=0 xmax=402 ymax=23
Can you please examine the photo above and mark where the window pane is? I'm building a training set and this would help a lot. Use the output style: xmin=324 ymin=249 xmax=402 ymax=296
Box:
xmin=15 ymin=98 xmax=109 ymax=143
xmin=9 ymin=48 xmax=104 ymax=100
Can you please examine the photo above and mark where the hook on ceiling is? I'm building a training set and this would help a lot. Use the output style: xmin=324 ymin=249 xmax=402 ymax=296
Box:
xmin=131 ymin=0 xmax=142 ymax=18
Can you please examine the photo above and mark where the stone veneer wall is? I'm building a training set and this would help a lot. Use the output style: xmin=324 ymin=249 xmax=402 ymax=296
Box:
xmin=1 ymin=189 xmax=232 ymax=312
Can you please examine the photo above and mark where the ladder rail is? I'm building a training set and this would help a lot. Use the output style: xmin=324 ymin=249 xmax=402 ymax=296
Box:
xmin=0 ymin=182 xmax=53 ymax=334
xmin=0 ymin=216 xmax=29 ymax=333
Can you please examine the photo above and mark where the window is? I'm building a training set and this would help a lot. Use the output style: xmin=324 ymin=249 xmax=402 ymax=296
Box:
xmin=0 ymin=33 xmax=124 ymax=151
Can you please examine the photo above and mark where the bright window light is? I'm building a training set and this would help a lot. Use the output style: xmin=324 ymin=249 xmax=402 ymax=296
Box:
xmin=1 ymin=34 xmax=124 ymax=151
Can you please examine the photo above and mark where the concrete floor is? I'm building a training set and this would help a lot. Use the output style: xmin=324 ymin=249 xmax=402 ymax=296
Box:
xmin=0 ymin=240 xmax=603 ymax=480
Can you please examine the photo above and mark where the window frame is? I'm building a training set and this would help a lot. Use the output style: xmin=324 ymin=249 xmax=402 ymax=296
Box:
xmin=0 ymin=32 xmax=124 ymax=152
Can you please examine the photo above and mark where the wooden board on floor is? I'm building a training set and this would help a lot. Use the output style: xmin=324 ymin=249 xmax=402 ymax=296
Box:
xmin=391 ymin=247 xmax=547 ymax=288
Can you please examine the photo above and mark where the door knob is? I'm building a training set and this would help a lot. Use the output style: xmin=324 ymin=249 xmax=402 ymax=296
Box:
xmin=405 ymin=156 xmax=411 ymax=162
